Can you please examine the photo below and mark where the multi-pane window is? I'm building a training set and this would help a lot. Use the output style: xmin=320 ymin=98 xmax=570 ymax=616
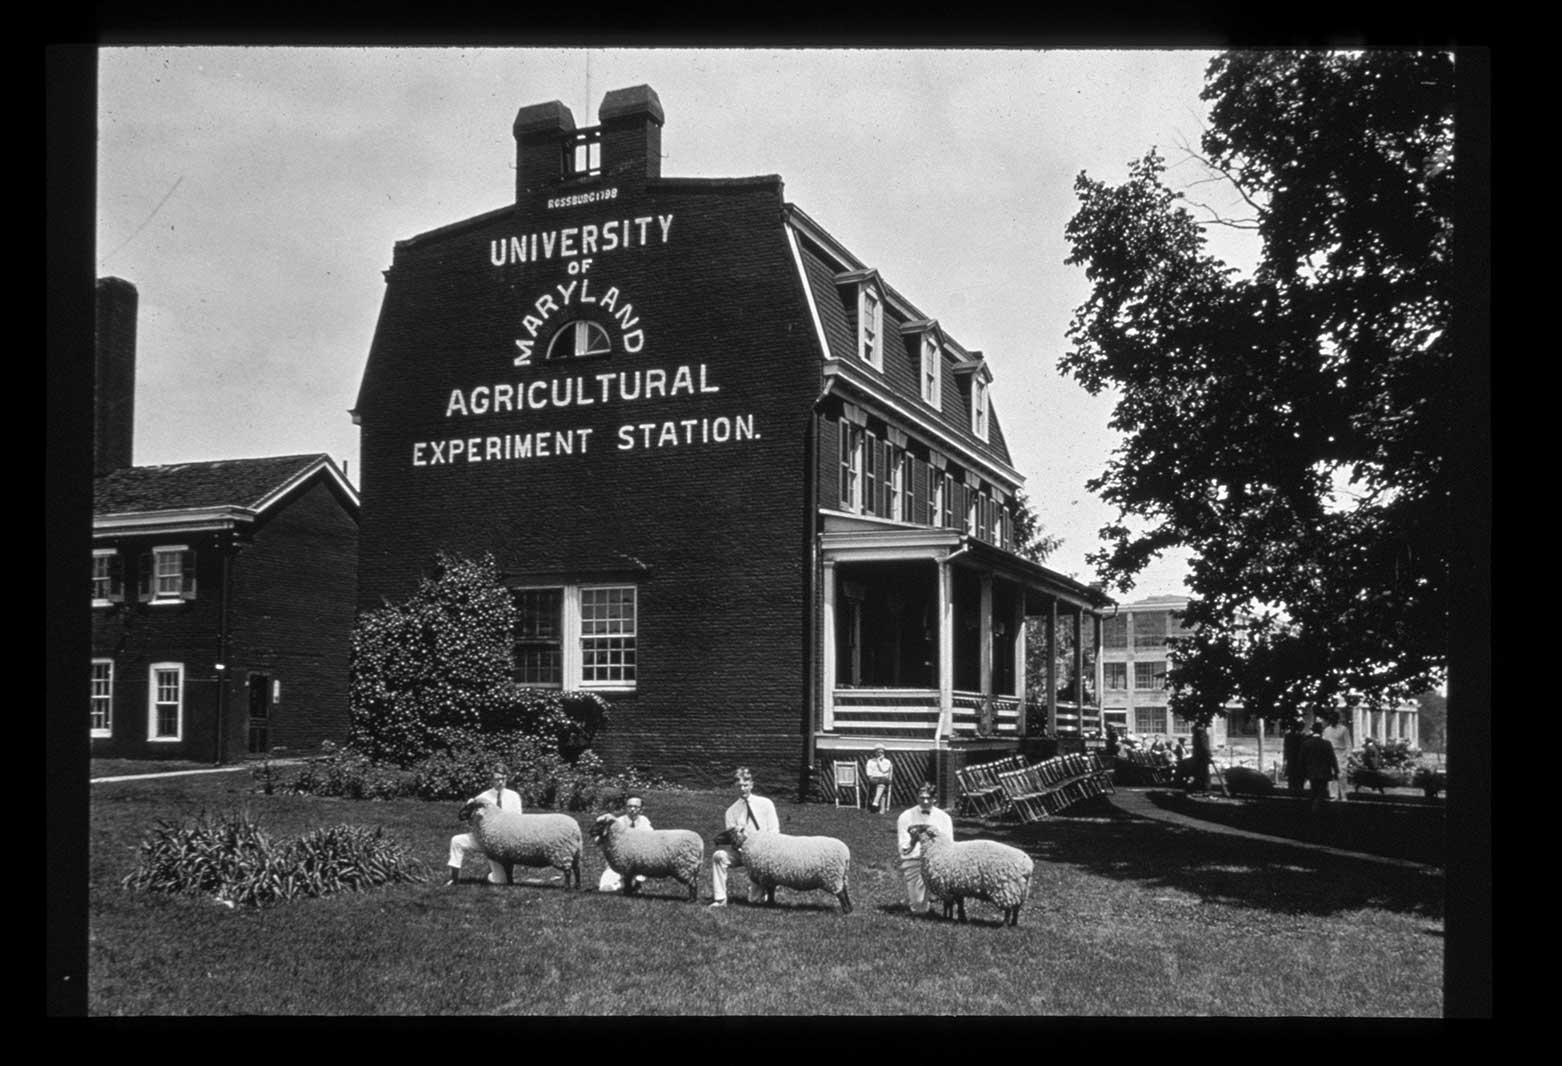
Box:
xmin=568 ymin=133 xmax=602 ymax=176
xmin=1133 ymin=610 xmax=1169 ymax=649
xmin=839 ymin=423 xmax=863 ymax=511
xmin=91 ymin=659 xmax=113 ymax=736
xmin=514 ymin=588 xmax=564 ymax=685
xmin=888 ymin=447 xmax=906 ymax=522
xmin=921 ymin=334 xmax=941 ymax=408
xmin=580 ymin=586 xmax=636 ymax=685
xmin=92 ymin=550 xmax=121 ymax=604
xmin=965 ymin=487 xmax=978 ymax=536
xmin=863 ymin=432 xmax=878 ymax=516
xmin=1134 ymin=661 xmax=1165 ymax=690
xmin=1134 ymin=706 xmax=1166 ymax=736
xmin=546 ymin=320 xmax=612 ymax=360
xmin=928 ymin=469 xmax=943 ymax=527
xmin=1103 ymin=615 xmax=1128 ymax=649
xmin=972 ymin=377 xmax=989 ymax=441
xmin=859 ymin=286 xmax=882 ymax=369
xmin=149 ymin=663 xmax=183 ymax=741
xmin=1104 ymin=662 xmax=1128 ymax=690
xmin=141 ymin=546 xmax=195 ymax=601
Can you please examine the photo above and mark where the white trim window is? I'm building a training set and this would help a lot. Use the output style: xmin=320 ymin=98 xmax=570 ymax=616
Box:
xmin=839 ymin=422 xmax=863 ymax=512
xmin=889 ymin=446 xmax=907 ymax=522
xmin=140 ymin=545 xmax=196 ymax=602
xmin=971 ymin=377 xmax=990 ymax=442
xmin=965 ymin=486 xmax=978 ymax=536
xmin=921 ymin=333 xmax=942 ymax=409
xmin=91 ymin=659 xmax=114 ymax=736
xmin=1134 ymin=661 xmax=1165 ymax=691
xmin=512 ymin=585 xmax=638 ymax=691
xmin=580 ymin=586 xmax=637 ymax=687
xmin=148 ymin=663 xmax=184 ymax=741
xmin=92 ymin=549 xmax=122 ymax=606
xmin=863 ymin=432 xmax=879 ymax=516
xmin=1103 ymin=662 xmax=1128 ymax=690
xmin=858 ymin=285 xmax=883 ymax=371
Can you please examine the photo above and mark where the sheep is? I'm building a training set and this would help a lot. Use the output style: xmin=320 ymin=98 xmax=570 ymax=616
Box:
xmin=710 ymin=824 xmax=852 ymax=914
xmin=457 ymin=796 xmax=582 ymax=889
xmin=592 ymin=814 xmax=704 ymax=901
xmin=906 ymin=824 xmax=1033 ymax=927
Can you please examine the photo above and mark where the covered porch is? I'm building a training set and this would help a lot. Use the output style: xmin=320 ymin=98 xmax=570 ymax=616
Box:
xmin=813 ymin=521 xmax=1113 ymax=803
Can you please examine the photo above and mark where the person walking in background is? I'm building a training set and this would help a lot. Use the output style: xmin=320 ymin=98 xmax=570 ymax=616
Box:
xmin=1283 ymin=719 xmax=1307 ymax=797
xmin=446 ymin=766 xmax=522 ymax=886
xmin=597 ymin=794 xmax=653 ymax=893
xmin=864 ymin=746 xmax=894 ymax=813
xmin=1187 ymin=719 xmax=1213 ymax=794
xmin=709 ymin=767 xmax=779 ymax=907
xmin=1323 ymin=711 xmax=1353 ymax=800
xmin=1302 ymin=720 xmax=1340 ymax=830
xmin=896 ymin=783 xmax=954 ymax=916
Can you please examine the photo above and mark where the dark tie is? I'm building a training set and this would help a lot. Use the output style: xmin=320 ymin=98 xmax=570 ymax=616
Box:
xmin=496 ymin=791 xmax=502 ymax=808
xmin=744 ymin=799 xmax=759 ymax=830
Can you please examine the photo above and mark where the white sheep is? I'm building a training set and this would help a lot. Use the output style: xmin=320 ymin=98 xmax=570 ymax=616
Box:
xmin=906 ymin=824 xmax=1033 ymax=927
xmin=458 ymin=796 xmax=582 ymax=889
xmin=592 ymin=814 xmax=704 ymax=901
xmin=711 ymin=825 xmax=852 ymax=913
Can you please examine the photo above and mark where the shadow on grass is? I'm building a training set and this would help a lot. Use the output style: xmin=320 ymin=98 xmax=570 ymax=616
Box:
xmin=963 ymin=795 xmax=1443 ymax=923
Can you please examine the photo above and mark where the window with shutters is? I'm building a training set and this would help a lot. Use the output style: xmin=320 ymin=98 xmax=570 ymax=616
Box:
xmin=839 ymin=422 xmax=863 ymax=512
xmin=91 ymin=549 xmax=122 ymax=605
xmin=91 ymin=659 xmax=114 ymax=736
xmin=863 ymin=432 xmax=878 ymax=516
xmin=141 ymin=546 xmax=196 ymax=603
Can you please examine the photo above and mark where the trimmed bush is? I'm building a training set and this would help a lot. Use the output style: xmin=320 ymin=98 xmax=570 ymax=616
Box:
xmin=120 ymin=811 xmax=428 ymax=906
xmin=283 ymin=741 xmax=411 ymax=799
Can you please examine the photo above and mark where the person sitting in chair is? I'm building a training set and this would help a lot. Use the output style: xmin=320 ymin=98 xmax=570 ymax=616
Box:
xmin=864 ymin=746 xmax=894 ymax=813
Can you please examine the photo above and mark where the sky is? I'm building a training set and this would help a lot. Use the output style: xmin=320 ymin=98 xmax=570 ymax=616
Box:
xmin=95 ymin=47 xmax=1260 ymax=598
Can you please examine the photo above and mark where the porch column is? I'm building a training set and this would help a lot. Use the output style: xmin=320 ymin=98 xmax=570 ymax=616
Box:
xmin=936 ymin=558 xmax=953 ymax=740
xmin=1046 ymin=597 xmax=1058 ymax=735
xmin=821 ymin=558 xmax=836 ymax=731
xmin=1013 ymin=593 xmax=1027 ymax=731
xmin=979 ymin=572 xmax=993 ymax=699
xmin=1073 ymin=606 xmax=1084 ymax=710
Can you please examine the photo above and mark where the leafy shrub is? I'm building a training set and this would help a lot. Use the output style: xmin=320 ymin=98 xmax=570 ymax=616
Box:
xmin=479 ymin=687 xmax=611 ymax=761
xmin=283 ymin=741 xmax=410 ymax=799
xmin=1222 ymin=766 xmax=1276 ymax=796
xmin=404 ymin=728 xmax=679 ymax=809
xmin=121 ymin=811 xmax=428 ymax=906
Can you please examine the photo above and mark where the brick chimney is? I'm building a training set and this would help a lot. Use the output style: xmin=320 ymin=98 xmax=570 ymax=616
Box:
xmin=513 ymin=99 xmax=576 ymax=199
xmin=94 ymin=276 xmax=137 ymax=476
xmin=598 ymin=85 xmax=663 ymax=184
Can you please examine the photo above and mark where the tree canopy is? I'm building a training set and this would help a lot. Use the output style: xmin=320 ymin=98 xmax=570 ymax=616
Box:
xmin=1061 ymin=50 xmax=1454 ymax=721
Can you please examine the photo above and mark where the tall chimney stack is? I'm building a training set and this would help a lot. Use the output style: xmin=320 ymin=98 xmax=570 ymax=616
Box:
xmin=598 ymin=85 xmax=663 ymax=184
xmin=94 ymin=276 xmax=137 ymax=476
xmin=513 ymin=100 xmax=576 ymax=199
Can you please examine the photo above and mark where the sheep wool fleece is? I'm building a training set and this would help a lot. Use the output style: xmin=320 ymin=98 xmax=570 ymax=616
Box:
xmin=711 ymin=793 xmax=779 ymax=904
xmin=597 ymin=812 xmax=652 ymax=892
xmin=449 ymin=787 xmax=523 ymax=884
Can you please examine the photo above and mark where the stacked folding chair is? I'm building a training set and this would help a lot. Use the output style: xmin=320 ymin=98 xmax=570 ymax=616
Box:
xmin=996 ymin=753 xmax=1119 ymax=824
xmin=956 ymin=761 xmax=1008 ymax=819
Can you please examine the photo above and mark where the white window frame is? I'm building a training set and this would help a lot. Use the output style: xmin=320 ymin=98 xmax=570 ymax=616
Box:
xmin=512 ymin=584 xmax=638 ymax=693
xmin=92 ymin=549 xmax=117 ymax=606
xmin=965 ymin=487 xmax=978 ymax=536
xmin=928 ymin=468 xmax=945 ymax=528
xmin=921 ymin=333 xmax=942 ymax=409
xmin=578 ymin=585 xmax=637 ymax=690
xmin=147 ymin=662 xmax=184 ymax=742
xmin=889 ymin=447 xmax=906 ymax=522
xmin=91 ymin=658 xmax=114 ymax=737
xmin=1134 ymin=661 xmax=1164 ymax=691
xmin=858 ymin=285 xmax=883 ymax=371
xmin=151 ymin=544 xmax=191 ymax=602
xmin=546 ymin=319 xmax=612 ymax=360
xmin=971 ymin=377 xmax=989 ymax=442
xmin=840 ymin=422 xmax=863 ymax=512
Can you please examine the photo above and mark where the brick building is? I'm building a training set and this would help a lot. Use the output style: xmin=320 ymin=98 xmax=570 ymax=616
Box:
xmin=91 ymin=277 xmax=359 ymax=762
xmin=353 ymin=86 xmax=1112 ymax=798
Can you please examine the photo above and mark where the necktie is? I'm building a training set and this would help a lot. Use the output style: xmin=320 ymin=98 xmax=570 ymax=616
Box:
xmin=496 ymin=790 xmax=502 ymax=808
xmin=744 ymin=799 xmax=759 ymax=830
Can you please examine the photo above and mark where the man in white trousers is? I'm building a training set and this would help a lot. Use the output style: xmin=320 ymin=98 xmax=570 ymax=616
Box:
xmin=598 ymin=795 xmax=653 ymax=892
xmin=709 ymin=767 xmax=779 ymax=907
xmin=897 ymin=782 xmax=954 ymax=915
xmin=446 ymin=767 xmax=522 ymax=885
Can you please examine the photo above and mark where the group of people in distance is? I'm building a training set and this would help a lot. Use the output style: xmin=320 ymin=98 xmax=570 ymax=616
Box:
xmin=445 ymin=756 xmax=957 ymax=917
xmin=1283 ymin=710 xmax=1354 ymax=812
xmin=1104 ymin=721 xmax=1215 ymax=793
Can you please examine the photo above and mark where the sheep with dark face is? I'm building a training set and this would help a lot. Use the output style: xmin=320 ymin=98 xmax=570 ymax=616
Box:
xmin=592 ymin=814 xmax=704 ymax=901
xmin=906 ymin=824 xmax=1032 ymax=927
xmin=458 ymin=796 xmax=582 ymax=888
xmin=711 ymin=825 xmax=852 ymax=913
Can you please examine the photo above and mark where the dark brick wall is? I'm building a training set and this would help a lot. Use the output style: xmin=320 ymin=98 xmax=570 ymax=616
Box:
xmin=357 ymin=178 xmax=821 ymax=789
xmin=90 ymin=536 xmax=224 ymax=761
xmin=228 ymin=479 xmax=359 ymax=755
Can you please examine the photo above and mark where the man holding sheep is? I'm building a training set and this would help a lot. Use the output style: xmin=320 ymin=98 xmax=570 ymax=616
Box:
xmin=709 ymin=767 xmax=779 ymax=907
xmin=446 ymin=767 xmax=523 ymax=886
xmin=597 ymin=795 xmax=652 ymax=893
xmin=897 ymin=783 xmax=954 ymax=916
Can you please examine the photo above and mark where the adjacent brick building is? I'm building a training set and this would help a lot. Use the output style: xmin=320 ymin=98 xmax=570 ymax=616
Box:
xmin=91 ymin=277 xmax=359 ymax=762
xmin=353 ymin=86 xmax=1112 ymax=798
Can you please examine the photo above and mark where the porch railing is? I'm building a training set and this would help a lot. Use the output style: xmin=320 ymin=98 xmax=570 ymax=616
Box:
xmin=828 ymin=690 xmax=1024 ymax=739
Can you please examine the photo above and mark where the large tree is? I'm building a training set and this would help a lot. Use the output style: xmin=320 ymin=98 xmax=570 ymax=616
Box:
xmin=1061 ymin=50 xmax=1453 ymax=721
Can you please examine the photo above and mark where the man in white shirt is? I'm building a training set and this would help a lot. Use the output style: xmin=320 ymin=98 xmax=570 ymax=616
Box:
xmin=864 ymin=746 xmax=894 ymax=813
xmin=446 ymin=767 xmax=523 ymax=885
xmin=1322 ymin=711 xmax=1353 ymax=800
xmin=598 ymin=794 xmax=653 ymax=893
xmin=897 ymin=782 xmax=954 ymax=915
xmin=709 ymin=767 xmax=779 ymax=907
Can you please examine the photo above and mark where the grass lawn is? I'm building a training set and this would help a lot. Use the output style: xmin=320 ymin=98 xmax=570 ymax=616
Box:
xmin=88 ymin=774 xmax=1444 ymax=1016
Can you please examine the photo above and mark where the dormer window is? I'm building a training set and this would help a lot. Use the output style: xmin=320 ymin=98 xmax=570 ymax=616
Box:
xmin=922 ymin=333 xmax=942 ymax=409
xmin=972 ymin=377 xmax=989 ymax=442
xmin=859 ymin=286 xmax=882 ymax=370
